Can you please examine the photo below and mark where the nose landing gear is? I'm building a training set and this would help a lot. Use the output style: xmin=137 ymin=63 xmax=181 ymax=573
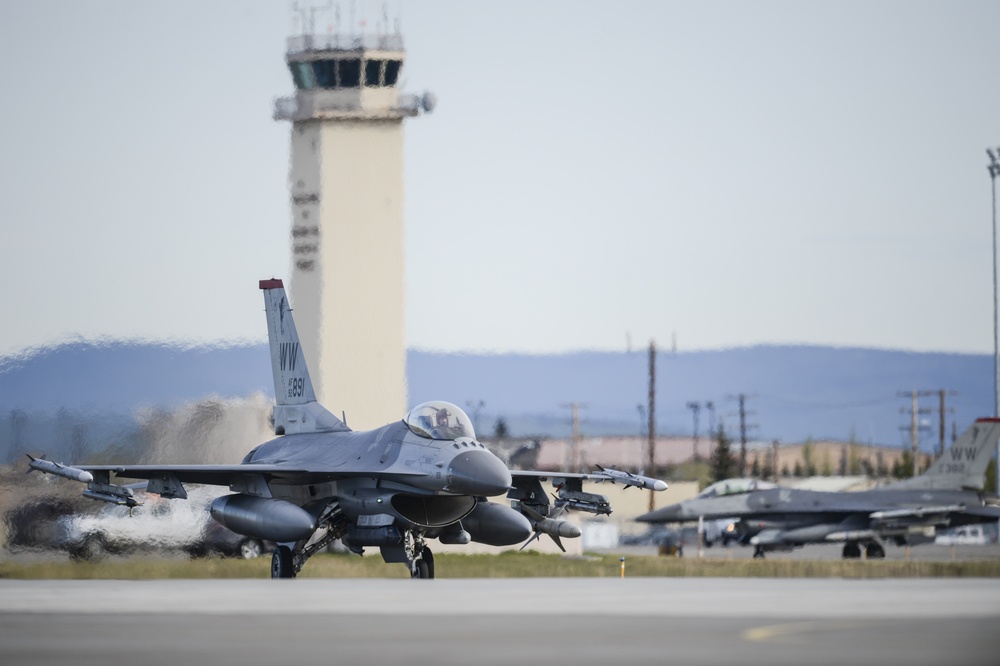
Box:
xmin=405 ymin=530 xmax=435 ymax=579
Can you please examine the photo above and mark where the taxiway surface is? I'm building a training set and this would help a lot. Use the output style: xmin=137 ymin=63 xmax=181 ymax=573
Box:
xmin=1 ymin=577 xmax=998 ymax=665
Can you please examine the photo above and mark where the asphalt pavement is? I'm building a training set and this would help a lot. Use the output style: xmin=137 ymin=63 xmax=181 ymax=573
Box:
xmin=1 ymin=577 xmax=998 ymax=666
xmin=612 ymin=541 xmax=1000 ymax=561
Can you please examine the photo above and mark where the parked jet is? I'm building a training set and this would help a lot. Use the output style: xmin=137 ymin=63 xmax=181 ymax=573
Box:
xmin=635 ymin=419 xmax=1000 ymax=559
xmin=27 ymin=279 xmax=666 ymax=577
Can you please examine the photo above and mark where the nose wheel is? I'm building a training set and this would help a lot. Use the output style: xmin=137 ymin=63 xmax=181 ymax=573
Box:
xmin=410 ymin=546 xmax=435 ymax=579
xmin=404 ymin=531 xmax=435 ymax=579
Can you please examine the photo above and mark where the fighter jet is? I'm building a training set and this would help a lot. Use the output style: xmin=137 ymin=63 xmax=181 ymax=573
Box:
xmin=27 ymin=279 xmax=666 ymax=578
xmin=635 ymin=419 xmax=1000 ymax=559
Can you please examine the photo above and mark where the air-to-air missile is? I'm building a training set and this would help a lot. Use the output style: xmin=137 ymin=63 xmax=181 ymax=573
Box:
xmin=518 ymin=504 xmax=581 ymax=552
xmin=25 ymin=454 xmax=93 ymax=483
xmin=593 ymin=465 xmax=668 ymax=491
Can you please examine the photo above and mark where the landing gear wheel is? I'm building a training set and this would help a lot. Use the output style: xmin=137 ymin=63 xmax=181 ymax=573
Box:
xmin=422 ymin=546 xmax=435 ymax=579
xmin=71 ymin=535 xmax=107 ymax=562
xmin=842 ymin=542 xmax=862 ymax=559
xmin=752 ymin=545 xmax=765 ymax=559
xmin=411 ymin=559 xmax=431 ymax=579
xmin=271 ymin=545 xmax=296 ymax=578
xmin=865 ymin=541 xmax=885 ymax=559
xmin=404 ymin=531 xmax=434 ymax=579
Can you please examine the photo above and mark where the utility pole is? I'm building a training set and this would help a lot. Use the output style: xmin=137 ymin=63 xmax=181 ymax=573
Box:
xmin=739 ymin=395 xmax=748 ymax=476
xmin=728 ymin=394 xmax=756 ymax=476
xmin=988 ymin=146 xmax=1000 ymax=497
xmin=910 ymin=391 xmax=919 ymax=477
xmin=989 ymin=147 xmax=1000 ymax=419
xmin=936 ymin=389 xmax=957 ymax=457
xmin=705 ymin=401 xmax=716 ymax=459
xmin=686 ymin=401 xmax=701 ymax=460
xmin=647 ymin=340 xmax=656 ymax=512
xmin=772 ymin=439 xmax=780 ymax=482
xmin=898 ymin=390 xmax=935 ymax=477
xmin=560 ymin=402 xmax=586 ymax=472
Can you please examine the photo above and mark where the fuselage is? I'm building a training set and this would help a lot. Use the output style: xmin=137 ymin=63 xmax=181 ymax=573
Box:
xmin=242 ymin=420 xmax=511 ymax=504
xmin=639 ymin=486 xmax=987 ymax=548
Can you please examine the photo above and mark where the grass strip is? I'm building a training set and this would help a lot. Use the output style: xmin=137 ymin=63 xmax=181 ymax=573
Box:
xmin=3 ymin=552 xmax=1000 ymax=579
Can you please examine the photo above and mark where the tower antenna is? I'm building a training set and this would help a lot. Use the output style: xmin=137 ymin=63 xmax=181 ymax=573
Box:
xmin=293 ymin=1 xmax=332 ymax=35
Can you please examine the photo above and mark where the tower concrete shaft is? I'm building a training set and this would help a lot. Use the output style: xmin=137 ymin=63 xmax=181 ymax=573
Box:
xmin=274 ymin=33 xmax=431 ymax=430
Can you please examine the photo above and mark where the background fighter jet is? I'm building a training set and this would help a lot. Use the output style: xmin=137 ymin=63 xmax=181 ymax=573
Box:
xmin=27 ymin=279 xmax=666 ymax=578
xmin=636 ymin=419 xmax=1000 ymax=559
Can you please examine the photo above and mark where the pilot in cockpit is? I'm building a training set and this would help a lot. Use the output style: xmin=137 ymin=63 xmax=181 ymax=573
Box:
xmin=434 ymin=408 xmax=451 ymax=428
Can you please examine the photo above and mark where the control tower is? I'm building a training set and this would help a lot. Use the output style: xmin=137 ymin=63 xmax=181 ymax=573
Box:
xmin=274 ymin=30 xmax=433 ymax=430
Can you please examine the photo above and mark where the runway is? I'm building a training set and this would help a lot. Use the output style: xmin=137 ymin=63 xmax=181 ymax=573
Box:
xmin=2 ymin=578 xmax=999 ymax=665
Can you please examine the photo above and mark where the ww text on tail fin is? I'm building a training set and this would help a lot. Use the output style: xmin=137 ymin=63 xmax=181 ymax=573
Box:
xmin=888 ymin=418 xmax=1000 ymax=491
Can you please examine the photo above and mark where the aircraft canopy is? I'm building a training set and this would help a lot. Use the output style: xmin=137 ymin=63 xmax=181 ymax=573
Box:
xmin=405 ymin=401 xmax=476 ymax=441
xmin=697 ymin=478 xmax=777 ymax=499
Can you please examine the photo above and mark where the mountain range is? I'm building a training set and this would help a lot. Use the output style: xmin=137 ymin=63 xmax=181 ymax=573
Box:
xmin=0 ymin=341 xmax=992 ymax=452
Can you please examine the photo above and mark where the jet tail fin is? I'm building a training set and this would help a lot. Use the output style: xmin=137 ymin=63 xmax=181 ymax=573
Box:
xmin=260 ymin=279 xmax=349 ymax=435
xmin=888 ymin=418 xmax=1000 ymax=491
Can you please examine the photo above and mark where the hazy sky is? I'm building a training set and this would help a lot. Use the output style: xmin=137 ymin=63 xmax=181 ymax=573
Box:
xmin=1 ymin=0 xmax=998 ymax=356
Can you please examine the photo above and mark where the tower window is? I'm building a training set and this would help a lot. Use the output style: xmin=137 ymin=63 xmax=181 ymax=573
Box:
xmin=384 ymin=60 xmax=401 ymax=86
xmin=290 ymin=62 xmax=316 ymax=90
xmin=365 ymin=60 xmax=381 ymax=87
xmin=312 ymin=60 xmax=336 ymax=88
xmin=339 ymin=59 xmax=361 ymax=88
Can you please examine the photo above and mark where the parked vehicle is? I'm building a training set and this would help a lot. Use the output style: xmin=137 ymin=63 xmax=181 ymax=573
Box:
xmin=60 ymin=487 xmax=268 ymax=560
xmin=934 ymin=524 xmax=994 ymax=546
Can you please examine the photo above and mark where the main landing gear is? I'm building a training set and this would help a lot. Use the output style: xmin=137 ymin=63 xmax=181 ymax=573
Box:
xmin=864 ymin=541 xmax=885 ymax=559
xmin=271 ymin=545 xmax=295 ymax=578
xmin=841 ymin=540 xmax=885 ymax=560
xmin=270 ymin=503 xmax=348 ymax=579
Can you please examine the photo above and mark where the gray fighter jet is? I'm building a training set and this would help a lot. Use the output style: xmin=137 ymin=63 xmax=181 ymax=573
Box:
xmin=636 ymin=419 xmax=1000 ymax=559
xmin=27 ymin=279 xmax=666 ymax=578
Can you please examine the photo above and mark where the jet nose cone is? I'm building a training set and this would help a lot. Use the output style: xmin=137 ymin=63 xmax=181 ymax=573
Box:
xmin=635 ymin=502 xmax=684 ymax=523
xmin=447 ymin=449 xmax=512 ymax=497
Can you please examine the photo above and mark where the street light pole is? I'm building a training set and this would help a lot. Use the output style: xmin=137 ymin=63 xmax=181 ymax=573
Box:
xmin=987 ymin=147 xmax=1000 ymax=496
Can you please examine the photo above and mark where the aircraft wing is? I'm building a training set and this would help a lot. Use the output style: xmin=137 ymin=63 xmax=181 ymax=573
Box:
xmin=958 ymin=505 xmax=1000 ymax=519
xmin=509 ymin=469 xmax=666 ymax=517
xmin=868 ymin=503 xmax=1000 ymax=525
xmin=31 ymin=462 xmax=429 ymax=507
xmin=80 ymin=463 xmax=428 ymax=487
xmin=511 ymin=468 xmax=666 ymax=491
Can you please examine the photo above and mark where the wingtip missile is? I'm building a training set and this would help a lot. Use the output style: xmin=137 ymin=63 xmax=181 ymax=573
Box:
xmin=25 ymin=454 xmax=93 ymax=483
xmin=593 ymin=465 xmax=668 ymax=491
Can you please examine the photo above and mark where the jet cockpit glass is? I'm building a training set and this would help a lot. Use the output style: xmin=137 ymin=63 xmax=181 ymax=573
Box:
xmin=697 ymin=478 xmax=777 ymax=499
xmin=405 ymin=401 xmax=476 ymax=441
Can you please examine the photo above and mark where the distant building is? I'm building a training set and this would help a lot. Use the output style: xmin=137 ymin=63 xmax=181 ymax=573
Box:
xmin=498 ymin=435 xmax=916 ymax=483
